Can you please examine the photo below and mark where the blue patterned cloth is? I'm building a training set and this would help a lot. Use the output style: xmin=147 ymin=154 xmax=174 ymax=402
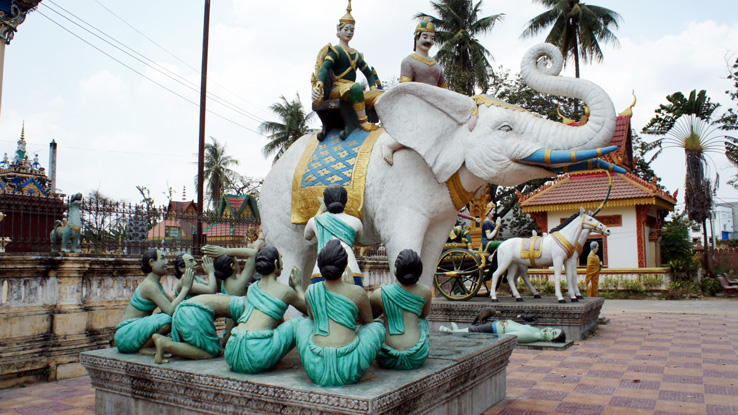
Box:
xmin=300 ymin=130 xmax=371 ymax=187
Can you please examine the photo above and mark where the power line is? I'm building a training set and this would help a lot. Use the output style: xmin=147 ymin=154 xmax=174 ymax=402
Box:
xmin=90 ymin=0 xmax=274 ymax=120
xmin=36 ymin=10 xmax=266 ymax=137
xmin=0 ymin=139 xmax=190 ymax=158
xmin=42 ymin=1 xmax=268 ymax=126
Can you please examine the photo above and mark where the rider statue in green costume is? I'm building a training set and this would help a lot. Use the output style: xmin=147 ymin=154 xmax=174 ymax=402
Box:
xmin=311 ymin=0 xmax=382 ymax=133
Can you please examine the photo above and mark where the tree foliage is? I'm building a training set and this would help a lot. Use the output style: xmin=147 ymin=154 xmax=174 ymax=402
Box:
xmin=417 ymin=0 xmax=504 ymax=95
xmin=260 ymin=94 xmax=313 ymax=164
xmin=194 ymin=137 xmax=240 ymax=212
xmin=641 ymin=90 xmax=719 ymax=135
xmin=520 ymin=0 xmax=621 ymax=78
xmin=631 ymin=132 xmax=663 ymax=188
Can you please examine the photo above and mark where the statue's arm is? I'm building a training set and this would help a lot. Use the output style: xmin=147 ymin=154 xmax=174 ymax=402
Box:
xmin=149 ymin=270 xmax=193 ymax=315
xmin=419 ymin=287 xmax=433 ymax=319
xmin=358 ymin=54 xmax=378 ymax=88
xmin=287 ymin=267 xmax=308 ymax=315
xmin=317 ymin=50 xmax=338 ymax=85
xmin=304 ymin=219 xmax=317 ymax=241
xmin=202 ymin=256 xmax=218 ymax=294
xmin=356 ymin=290 xmax=374 ymax=325
xmin=399 ymin=57 xmax=413 ymax=83
xmin=368 ymin=289 xmax=383 ymax=319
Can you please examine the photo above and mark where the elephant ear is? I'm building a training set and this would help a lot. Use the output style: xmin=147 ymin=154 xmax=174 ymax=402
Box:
xmin=376 ymin=83 xmax=475 ymax=183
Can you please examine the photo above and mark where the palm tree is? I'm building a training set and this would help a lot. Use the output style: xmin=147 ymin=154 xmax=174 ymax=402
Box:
xmin=521 ymin=0 xmax=621 ymax=78
xmin=195 ymin=137 xmax=240 ymax=211
xmin=417 ymin=0 xmax=504 ymax=95
xmin=260 ymin=94 xmax=313 ymax=164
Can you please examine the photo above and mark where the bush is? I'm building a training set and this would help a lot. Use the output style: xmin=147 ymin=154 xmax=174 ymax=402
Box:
xmin=663 ymin=280 xmax=701 ymax=300
xmin=642 ymin=274 xmax=664 ymax=291
xmin=621 ymin=278 xmax=645 ymax=293
xmin=700 ymin=276 xmax=722 ymax=296
xmin=602 ymin=276 xmax=620 ymax=292
xmin=578 ymin=280 xmax=586 ymax=294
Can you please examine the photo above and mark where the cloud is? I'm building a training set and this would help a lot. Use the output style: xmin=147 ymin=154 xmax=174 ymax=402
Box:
xmin=78 ymin=70 xmax=127 ymax=102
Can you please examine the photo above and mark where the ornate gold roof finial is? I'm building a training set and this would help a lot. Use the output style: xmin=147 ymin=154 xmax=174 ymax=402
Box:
xmin=619 ymin=90 xmax=637 ymax=117
xmin=20 ymin=121 xmax=25 ymax=141
xmin=339 ymin=0 xmax=355 ymax=26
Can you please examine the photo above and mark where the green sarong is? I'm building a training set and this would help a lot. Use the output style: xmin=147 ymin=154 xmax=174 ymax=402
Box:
xmin=114 ymin=313 xmax=172 ymax=354
xmin=295 ymin=282 xmax=385 ymax=386
xmin=170 ymin=302 xmax=221 ymax=357
xmin=224 ymin=282 xmax=296 ymax=374
xmin=376 ymin=283 xmax=429 ymax=370
xmin=226 ymin=318 xmax=301 ymax=374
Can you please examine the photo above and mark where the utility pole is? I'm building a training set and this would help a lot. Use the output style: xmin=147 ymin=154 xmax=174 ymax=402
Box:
xmin=195 ymin=0 xmax=210 ymax=253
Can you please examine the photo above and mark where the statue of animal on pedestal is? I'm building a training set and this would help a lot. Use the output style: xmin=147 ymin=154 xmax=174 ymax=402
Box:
xmin=490 ymin=207 xmax=610 ymax=303
xmin=50 ymin=193 xmax=83 ymax=253
xmin=260 ymin=43 xmax=624 ymax=289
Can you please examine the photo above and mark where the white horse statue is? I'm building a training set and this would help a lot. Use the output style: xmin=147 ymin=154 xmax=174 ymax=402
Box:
xmin=490 ymin=207 xmax=610 ymax=303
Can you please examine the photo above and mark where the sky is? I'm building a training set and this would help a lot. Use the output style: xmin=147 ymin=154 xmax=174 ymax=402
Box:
xmin=1 ymin=0 xmax=737 ymax=212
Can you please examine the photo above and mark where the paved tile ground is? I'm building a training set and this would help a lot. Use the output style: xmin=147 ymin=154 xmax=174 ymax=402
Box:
xmin=2 ymin=309 xmax=738 ymax=415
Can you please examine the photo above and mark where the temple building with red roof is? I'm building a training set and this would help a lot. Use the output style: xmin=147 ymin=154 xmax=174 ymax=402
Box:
xmin=519 ymin=98 xmax=677 ymax=268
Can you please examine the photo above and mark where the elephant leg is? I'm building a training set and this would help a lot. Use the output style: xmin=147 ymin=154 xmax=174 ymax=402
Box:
xmin=381 ymin=214 xmax=433 ymax=285
xmin=552 ymin=257 xmax=566 ymax=303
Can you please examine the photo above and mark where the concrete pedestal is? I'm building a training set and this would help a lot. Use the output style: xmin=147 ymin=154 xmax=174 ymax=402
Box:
xmin=429 ymin=296 xmax=604 ymax=341
xmin=81 ymin=331 xmax=516 ymax=415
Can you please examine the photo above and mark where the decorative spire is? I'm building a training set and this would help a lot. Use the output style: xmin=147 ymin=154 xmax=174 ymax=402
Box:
xmin=619 ymin=90 xmax=637 ymax=117
xmin=20 ymin=121 xmax=25 ymax=141
xmin=339 ymin=0 xmax=355 ymax=26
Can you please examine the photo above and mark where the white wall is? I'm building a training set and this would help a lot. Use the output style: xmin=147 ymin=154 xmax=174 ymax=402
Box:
xmin=547 ymin=205 xmax=639 ymax=268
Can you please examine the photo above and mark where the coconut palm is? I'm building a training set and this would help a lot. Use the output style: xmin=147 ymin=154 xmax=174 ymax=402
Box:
xmin=194 ymin=137 xmax=240 ymax=211
xmin=260 ymin=94 xmax=314 ymax=164
xmin=417 ymin=0 xmax=504 ymax=95
xmin=520 ymin=0 xmax=621 ymax=78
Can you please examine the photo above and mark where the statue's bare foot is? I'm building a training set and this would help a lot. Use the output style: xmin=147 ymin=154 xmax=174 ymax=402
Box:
xmin=153 ymin=334 xmax=169 ymax=364
xmin=380 ymin=141 xmax=395 ymax=165
xmin=138 ymin=347 xmax=157 ymax=355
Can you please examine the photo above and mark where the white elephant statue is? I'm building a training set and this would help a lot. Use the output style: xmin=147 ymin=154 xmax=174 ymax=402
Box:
xmin=259 ymin=43 xmax=622 ymax=289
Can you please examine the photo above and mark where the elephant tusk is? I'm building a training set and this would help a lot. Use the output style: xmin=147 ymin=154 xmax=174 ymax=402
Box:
xmin=550 ymin=159 xmax=627 ymax=174
xmin=522 ymin=146 xmax=618 ymax=166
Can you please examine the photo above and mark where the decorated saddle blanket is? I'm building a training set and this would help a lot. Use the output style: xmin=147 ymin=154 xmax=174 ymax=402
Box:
xmin=520 ymin=236 xmax=543 ymax=266
xmin=291 ymin=128 xmax=383 ymax=224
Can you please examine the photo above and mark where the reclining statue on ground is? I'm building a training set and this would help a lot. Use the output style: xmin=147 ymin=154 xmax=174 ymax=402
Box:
xmin=260 ymin=42 xmax=624 ymax=290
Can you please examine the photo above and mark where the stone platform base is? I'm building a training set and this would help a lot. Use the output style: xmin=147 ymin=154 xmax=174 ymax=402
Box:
xmin=81 ymin=331 xmax=516 ymax=415
xmin=429 ymin=296 xmax=604 ymax=341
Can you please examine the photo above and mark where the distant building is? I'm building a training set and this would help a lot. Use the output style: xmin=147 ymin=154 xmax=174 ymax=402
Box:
xmin=519 ymin=100 xmax=677 ymax=268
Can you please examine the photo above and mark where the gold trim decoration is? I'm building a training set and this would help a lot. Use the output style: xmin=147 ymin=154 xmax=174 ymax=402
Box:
xmin=544 ymin=149 xmax=552 ymax=165
xmin=410 ymin=53 xmax=437 ymax=66
xmin=552 ymin=231 xmax=575 ymax=257
xmin=446 ymin=171 xmax=479 ymax=210
xmin=399 ymin=76 xmax=412 ymax=83
xmin=571 ymin=150 xmax=577 ymax=163
xmin=470 ymin=95 xmax=527 ymax=116
xmin=522 ymin=197 xmax=657 ymax=213
xmin=291 ymin=129 xmax=383 ymax=224
xmin=520 ymin=236 xmax=543 ymax=267
xmin=415 ymin=17 xmax=436 ymax=34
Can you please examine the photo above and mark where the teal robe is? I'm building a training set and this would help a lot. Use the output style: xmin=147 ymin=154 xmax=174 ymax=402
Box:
xmin=314 ymin=212 xmax=357 ymax=250
xmin=225 ymin=282 xmax=299 ymax=374
xmin=115 ymin=283 xmax=172 ymax=354
xmin=295 ymin=282 xmax=384 ymax=386
xmin=170 ymin=296 xmax=246 ymax=357
xmin=376 ymin=283 xmax=430 ymax=370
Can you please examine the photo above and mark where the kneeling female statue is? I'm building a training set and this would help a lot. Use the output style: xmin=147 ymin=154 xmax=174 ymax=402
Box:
xmin=295 ymin=239 xmax=385 ymax=386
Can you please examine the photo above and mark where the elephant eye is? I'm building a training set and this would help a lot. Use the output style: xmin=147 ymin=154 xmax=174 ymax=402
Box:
xmin=498 ymin=124 xmax=513 ymax=132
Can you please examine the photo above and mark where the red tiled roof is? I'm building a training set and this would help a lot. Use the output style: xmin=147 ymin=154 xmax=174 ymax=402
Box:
xmin=203 ymin=222 xmax=252 ymax=237
xmin=225 ymin=196 xmax=246 ymax=213
xmin=519 ymin=171 xmax=676 ymax=212
xmin=609 ymin=116 xmax=630 ymax=148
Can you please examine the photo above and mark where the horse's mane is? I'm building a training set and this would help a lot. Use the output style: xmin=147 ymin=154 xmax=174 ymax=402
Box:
xmin=549 ymin=212 xmax=580 ymax=233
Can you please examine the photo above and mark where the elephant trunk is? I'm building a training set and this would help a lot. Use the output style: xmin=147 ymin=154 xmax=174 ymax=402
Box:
xmin=520 ymin=43 xmax=616 ymax=151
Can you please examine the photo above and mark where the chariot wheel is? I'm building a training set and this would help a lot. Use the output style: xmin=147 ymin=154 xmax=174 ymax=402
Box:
xmin=434 ymin=248 xmax=483 ymax=301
